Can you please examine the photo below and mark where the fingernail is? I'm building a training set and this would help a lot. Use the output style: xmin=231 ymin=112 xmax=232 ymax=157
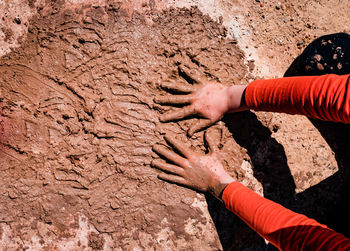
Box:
xmin=151 ymin=159 xmax=157 ymax=166
xmin=152 ymin=144 xmax=161 ymax=152
xmin=159 ymin=115 xmax=167 ymax=122
xmin=164 ymin=132 xmax=176 ymax=142
xmin=160 ymin=82 xmax=170 ymax=89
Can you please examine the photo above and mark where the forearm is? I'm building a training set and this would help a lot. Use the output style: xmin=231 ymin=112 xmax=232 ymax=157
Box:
xmin=222 ymin=182 xmax=350 ymax=250
xmin=243 ymin=74 xmax=350 ymax=123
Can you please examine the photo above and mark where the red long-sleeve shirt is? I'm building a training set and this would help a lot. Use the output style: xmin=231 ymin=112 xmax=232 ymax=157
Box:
xmin=245 ymin=74 xmax=350 ymax=123
xmin=223 ymin=74 xmax=350 ymax=250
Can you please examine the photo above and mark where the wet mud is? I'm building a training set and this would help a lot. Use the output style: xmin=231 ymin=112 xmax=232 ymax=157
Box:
xmin=0 ymin=2 xmax=258 ymax=249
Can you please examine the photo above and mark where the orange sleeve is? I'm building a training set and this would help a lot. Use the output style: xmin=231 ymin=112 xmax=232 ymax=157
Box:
xmin=222 ymin=182 xmax=350 ymax=251
xmin=245 ymin=74 xmax=350 ymax=123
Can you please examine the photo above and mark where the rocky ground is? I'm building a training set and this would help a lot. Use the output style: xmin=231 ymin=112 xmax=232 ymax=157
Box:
xmin=0 ymin=0 xmax=349 ymax=250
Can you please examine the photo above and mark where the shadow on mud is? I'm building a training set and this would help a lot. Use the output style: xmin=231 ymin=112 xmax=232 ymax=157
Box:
xmin=205 ymin=32 xmax=350 ymax=250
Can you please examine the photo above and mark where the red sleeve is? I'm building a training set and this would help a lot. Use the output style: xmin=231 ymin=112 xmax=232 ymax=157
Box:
xmin=222 ymin=182 xmax=350 ymax=251
xmin=245 ymin=74 xmax=350 ymax=123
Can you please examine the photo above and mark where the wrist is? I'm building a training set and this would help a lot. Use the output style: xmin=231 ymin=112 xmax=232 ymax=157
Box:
xmin=225 ymin=85 xmax=248 ymax=114
xmin=209 ymin=174 xmax=235 ymax=199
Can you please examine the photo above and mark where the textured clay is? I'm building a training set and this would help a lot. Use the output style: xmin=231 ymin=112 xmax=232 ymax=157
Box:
xmin=0 ymin=2 xmax=260 ymax=250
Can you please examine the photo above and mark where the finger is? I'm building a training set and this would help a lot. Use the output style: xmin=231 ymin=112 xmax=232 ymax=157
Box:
xmin=158 ymin=173 xmax=189 ymax=187
xmin=164 ymin=134 xmax=194 ymax=158
xmin=152 ymin=159 xmax=184 ymax=176
xmin=204 ymin=130 xmax=219 ymax=153
xmin=161 ymin=81 xmax=198 ymax=93
xmin=153 ymin=144 xmax=188 ymax=166
xmin=178 ymin=66 xmax=204 ymax=84
xmin=187 ymin=119 xmax=214 ymax=137
xmin=159 ymin=105 xmax=196 ymax=122
xmin=154 ymin=94 xmax=193 ymax=105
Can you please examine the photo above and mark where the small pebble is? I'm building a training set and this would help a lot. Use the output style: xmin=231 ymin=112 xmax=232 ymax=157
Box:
xmin=305 ymin=65 xmax=312 ymax=72
xmin=276 ymin=1 xmax=281 ymax=10
xmin=317 ymin=63 xmax=324 ymax=71
xmin=14 ymin=17 xmax=21 ymax=24
xmin=314 ymin=54 xmax=322 ymax=61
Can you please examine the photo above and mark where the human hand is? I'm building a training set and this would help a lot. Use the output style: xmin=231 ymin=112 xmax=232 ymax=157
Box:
xmin=154 ymin=66 xmax=248 ymax=136
xmin=152 ymin=132 xmax=234 ymax=199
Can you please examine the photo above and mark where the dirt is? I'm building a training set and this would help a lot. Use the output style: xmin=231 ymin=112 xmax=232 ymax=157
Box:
xmin=0 ymin=1 xmax=256 ymax=250
xmin=88 ymin=232 xmax=105 ymax=250
xmin=0 ymin=0 xmax=349 ymax=250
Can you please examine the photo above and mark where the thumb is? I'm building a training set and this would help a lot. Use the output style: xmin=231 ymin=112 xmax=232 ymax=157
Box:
xmin=204 ymin=130 xmax=219 ymax=154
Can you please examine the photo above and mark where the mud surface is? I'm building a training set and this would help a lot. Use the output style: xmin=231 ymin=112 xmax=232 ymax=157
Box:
xmin=0 ymin=2 xmax=259 ymax=250
xmin=1 ymin=1 xmax=350 ymax=250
